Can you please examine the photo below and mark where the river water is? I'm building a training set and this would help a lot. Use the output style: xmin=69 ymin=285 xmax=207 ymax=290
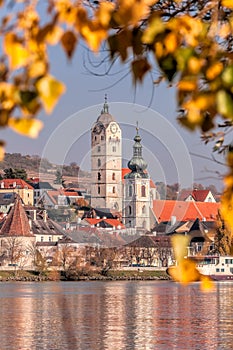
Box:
xmin=0 ymin=281 xmax=232 ymax=350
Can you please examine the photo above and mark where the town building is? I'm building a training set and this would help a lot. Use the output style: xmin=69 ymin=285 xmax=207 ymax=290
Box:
xmin=0 ymin=179 xmax=34 ymax=205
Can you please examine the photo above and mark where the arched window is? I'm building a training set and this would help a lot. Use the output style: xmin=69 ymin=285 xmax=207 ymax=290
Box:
xmin=113 ymin=186 xmax=116 ymax=194
xmin=128 ymin=205 xmax=132 ymax=215
xmin=141 ymin=185 xmax=146 ymax=197
xmin=101 ymin=135 xmax=104 ymax=140
xmin=98 ymin=172 xmax=101 ymax=181
xmin=97 ymin=158 xmax=101 ymax=167
xmin=129 ymin=185 xmax=132 ymax=197
xmin=112 ymin=172 xmax=116 ymax=180
xmin=142 ymin=205 xmax=146 ymax=214
xmin=98 ymin=186 xmax=100 ymax=194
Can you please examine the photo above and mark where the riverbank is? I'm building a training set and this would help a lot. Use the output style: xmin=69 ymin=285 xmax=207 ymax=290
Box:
xmin=0 ymin=269 xmax=170 ymax=282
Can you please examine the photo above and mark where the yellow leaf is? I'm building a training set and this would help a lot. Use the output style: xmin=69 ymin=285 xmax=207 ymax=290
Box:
xmin=188 ymin=57 xmax=204 ymax=74
xmin=96 ymin=2 xmax=115 ymax=28
xmin=206 ymin=62 xmax=223 ymax=80
xmin=4 ymin=33 xmax=29 ymax=69
xmin=80 ymin=21 xmax=108 ymax=52
xmin=164 ymin=32 xmax=178 ymax=53
xmin=45 ymin=25 xmax=64 ymax=45
xmin=55 ymin=0 xmax=78 ymax=25
xmin=113 ymin=0 xmax=151 ymax=27
xmin=142 ymin=16 xmax=164 ymax=44
xmin=0 ymin=82 xmax=16 ymax=110
xmin=28 ymin=60 xmax=47 ymax=78
xmin=8 ymin=118 xmax=43 ymax=138
xmin=177 ymin=80 xmax=197 ymax=91
xmin=36 ymin=75 xmax=66 ymax=113
xmin=167 ymin=259 xmax=201 ymax=284
xmin=222 ymin=0 xmax=233 ymax=9
xmin=171 ymin=234 xmax=190 ymax=262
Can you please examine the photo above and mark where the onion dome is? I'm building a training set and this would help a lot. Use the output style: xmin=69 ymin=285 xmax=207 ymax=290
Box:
xmin=125 ymin=124 xmax=148 ymax=179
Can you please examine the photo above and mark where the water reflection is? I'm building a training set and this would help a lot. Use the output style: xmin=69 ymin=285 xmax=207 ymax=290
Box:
xmin=0 ymin=281 xmax=232 ymax=349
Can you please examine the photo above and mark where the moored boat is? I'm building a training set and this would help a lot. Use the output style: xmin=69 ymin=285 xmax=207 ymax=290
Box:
xmin=196 ymin=256 xmax=233 ymax=281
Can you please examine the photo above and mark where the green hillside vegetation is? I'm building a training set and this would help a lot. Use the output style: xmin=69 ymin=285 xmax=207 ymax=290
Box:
xmin=0 ymin=153 xmax=90 ymax=178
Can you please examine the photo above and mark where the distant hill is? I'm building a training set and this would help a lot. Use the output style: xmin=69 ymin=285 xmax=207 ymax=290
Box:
xmin=0 ymin=153 xmax=91 ymax=187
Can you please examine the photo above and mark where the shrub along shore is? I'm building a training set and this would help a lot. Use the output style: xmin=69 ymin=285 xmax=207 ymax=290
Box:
xmin=0 ymin=269 xmax=170 ymax=282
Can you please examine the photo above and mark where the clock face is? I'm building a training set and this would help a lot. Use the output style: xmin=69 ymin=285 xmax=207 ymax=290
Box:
xmin=110 ymin=123 xmax=118 ymax=134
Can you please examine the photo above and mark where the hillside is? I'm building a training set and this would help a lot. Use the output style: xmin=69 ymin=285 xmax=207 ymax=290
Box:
xmin=0 ymin=153 xmax=91 ymax=188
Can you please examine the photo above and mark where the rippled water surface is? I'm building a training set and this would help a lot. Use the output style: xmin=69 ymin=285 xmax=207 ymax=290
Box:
xmin=0 ymin=281 xmax=232 ymax=350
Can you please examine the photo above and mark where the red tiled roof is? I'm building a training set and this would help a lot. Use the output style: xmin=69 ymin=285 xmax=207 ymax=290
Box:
xmin=150 ymin=179 xmax=156 ymax=189
xmin=178 ymin=189 xmax=213 ymax=202
xmin=122 ymin=168 xmax=130 ymax=180
xmin=84 ymin=218 xmax=125 ymax=228
xmin=104 ymin=219 xmax=125 ymax=228
xmin=0 ymin=196 xmax=33 ymax=236
xmin=84 ymin=218 xmax=102 ymax=225
xmin=0 ymin=179 xmax=34 ymax=190
xmin=192 ymin=190 xmax=211 ymax=201
xmin=153 ymin=200 xmax=220 ymax=223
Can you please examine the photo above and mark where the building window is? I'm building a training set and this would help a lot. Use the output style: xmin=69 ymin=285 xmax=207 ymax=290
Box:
xmin=129 ymin=185 xmax=132 ymax=197
xmin=141 ymin=185 xmax=146 ymax=197
xmin=98 ymin=186 xmax=100 ymax=194
xmin=41 ymin=236 xmax=43 ymax=242
xmin=97 ymin=146 xmax=101 ymax=152
xmin=49 ymin=237 xmax=52 ymax=242
xmin=142 ymin=205 xmax=146 ymax=214
xmin=95 ymin=136 xmax=97 ymax=141
xmin=101 ymin=135 xmax=104 ymax=140
xmin=113 ymin=186 xmax=116 ymax=194
xmin=112 ymin=172 xmax=116 ymax=180
xmin=112 ymin=146 xmax=116 ymax=152
xmin=129 ymin=220 xmax=132 ymax=227
xmin=128 ymin=205 xmax=132 ymax=215
xmin=97 ymin=159 xmax=101 ymax=167
xmin=98 ymin=172 xmax=101 ymax=181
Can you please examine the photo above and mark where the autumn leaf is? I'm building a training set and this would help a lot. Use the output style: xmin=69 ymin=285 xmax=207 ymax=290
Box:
xmin=4 ymin=33 xmax=29 ymax=69
xmin=0 ymin=140 xmax=5 ymax=161
xmin=61 ymin=30 xmax=77 ymax=59
xmin=222 ymin=0 xmax=233 ymax=9
xmin=132 ymin=58 xmax=151 ymax=83
xmin=8 ymin=118 xmax=43 ymax=138
xmin=96 ymin=2 xmax=115 ymax=28
xmin=168 ymin=234 xmax=214 ymax=291
xmin=36 ymin=75 xmax=66 ymax=113
xmin=80 ymin=21 xmax=108 ymax=52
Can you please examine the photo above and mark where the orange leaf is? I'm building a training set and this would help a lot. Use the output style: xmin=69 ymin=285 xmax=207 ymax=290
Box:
xmin=61 ymin=30 xmax=77 ymax=59
xmin=8 ymin=118 xmax=43 ymax=138
xmin=4 ymin=33 xmax=29 ymax=69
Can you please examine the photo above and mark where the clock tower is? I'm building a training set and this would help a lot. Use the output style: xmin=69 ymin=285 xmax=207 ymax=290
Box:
xmin=91 ymin=96 xmax=122 ymax=211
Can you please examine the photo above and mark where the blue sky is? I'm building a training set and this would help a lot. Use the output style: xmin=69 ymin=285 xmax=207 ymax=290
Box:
xmin=1 ymin=40 xmax=226 ymax=191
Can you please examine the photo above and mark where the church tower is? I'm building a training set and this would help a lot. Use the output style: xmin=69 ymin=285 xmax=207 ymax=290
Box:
xmin=91 ymin=96 xmax=122 ymax=211
xmin=123 ymin=125 xmax=150 ymax=230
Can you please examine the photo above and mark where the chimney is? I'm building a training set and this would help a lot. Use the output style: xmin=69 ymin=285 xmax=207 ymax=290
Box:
xmin=33 ymin=209 xmax=37 ymax=221
xmin=171 ymin=216 xmax=176 ymax=225
xmin=1 ymin=182 xmax=4 ymax=188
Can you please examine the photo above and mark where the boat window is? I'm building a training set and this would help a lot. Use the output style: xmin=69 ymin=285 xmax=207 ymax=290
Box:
xmin=225 ymin=259 xmax=233 ymax=264
xmin=221 ymin=268 xmax=224 ymax=272
xmin=216 ymin=268 xmax=220 ymax=272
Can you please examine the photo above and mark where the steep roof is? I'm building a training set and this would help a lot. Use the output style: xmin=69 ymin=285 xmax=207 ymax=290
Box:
xmin=178 ymin=189 xmax=214 ymax=202
xmin=153 ymin=200 xmax=220 ymax=223
xmin=0 ymin=179 xmax=34 ymax=190
xmin=0 ymin=196 xmax=33 ymax=237
xmin=125 ymin=235 xmax=171 ymax=248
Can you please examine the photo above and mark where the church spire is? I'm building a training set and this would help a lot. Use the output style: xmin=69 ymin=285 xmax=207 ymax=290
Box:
xmin=102 ymin=94 xmax=109 ymax=114
xmin=124 ymin=123 xmax=148 ymax=179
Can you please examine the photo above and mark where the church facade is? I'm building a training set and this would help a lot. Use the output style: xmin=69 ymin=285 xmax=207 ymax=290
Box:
xmin=91 ymin=98 xmax=152 ymax=231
